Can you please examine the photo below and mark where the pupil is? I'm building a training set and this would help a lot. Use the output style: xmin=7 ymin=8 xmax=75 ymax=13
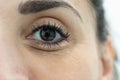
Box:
xmin=40 ymin=27 xmax=56 ymax=41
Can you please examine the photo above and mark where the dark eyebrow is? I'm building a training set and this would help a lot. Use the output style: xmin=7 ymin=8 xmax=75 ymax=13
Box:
xmin=19 ymin=0 xmax=81 ymax=20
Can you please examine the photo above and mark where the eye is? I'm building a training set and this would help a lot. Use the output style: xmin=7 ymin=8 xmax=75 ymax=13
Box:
xmin=33 ymin=24 xmax=69 ymax=43
xmin=26 ymin=18 xmax=70 ymax=51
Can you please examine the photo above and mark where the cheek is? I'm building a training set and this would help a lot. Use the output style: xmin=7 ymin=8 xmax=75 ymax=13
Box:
xmin=23 ymin=44 xmax=101 ymax=80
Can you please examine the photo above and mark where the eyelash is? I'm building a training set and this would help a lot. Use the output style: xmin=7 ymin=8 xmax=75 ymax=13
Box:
xmin=32 ymin=23 xmax=69 ymax=39
xmin=26 ymin=20 xmax=70 ymax=51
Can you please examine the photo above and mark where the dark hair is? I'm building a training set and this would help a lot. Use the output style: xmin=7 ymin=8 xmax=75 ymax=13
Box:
xmin=92 ymin=1 xmax=119 ymax=80
xmin=91 ymin=0 xmax=107 ymax=42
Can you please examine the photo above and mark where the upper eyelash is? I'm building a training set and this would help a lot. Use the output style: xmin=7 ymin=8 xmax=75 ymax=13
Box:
xmin=31 ymin=23 xmax=70 ymax=39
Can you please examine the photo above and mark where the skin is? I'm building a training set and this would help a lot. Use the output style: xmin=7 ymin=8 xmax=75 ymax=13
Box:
xmin=0 ymin=0 xmax=114 ymax=80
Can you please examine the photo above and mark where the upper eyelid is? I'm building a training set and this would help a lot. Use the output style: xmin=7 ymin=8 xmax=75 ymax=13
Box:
xmin=24 ymin=17 xmax=68 ymax=36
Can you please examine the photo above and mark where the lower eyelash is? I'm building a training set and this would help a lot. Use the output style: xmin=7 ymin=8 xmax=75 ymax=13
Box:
xmin=28 ymin=38 xmax=69 ymax=51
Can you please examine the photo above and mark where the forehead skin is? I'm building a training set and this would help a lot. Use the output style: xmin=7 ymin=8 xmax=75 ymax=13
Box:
xmin=0 ymin=0 xmax=101 ymax=80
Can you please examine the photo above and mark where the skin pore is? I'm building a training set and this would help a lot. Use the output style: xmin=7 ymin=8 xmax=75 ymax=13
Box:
xmin=0 ymin=0 xmax=114 ymax=80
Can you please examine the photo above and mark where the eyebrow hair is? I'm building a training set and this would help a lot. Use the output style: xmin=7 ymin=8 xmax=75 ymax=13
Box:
xmin=18 ymin=0 xmax=81 ymax=20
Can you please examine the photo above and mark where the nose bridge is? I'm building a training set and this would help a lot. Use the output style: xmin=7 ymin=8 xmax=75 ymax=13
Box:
xmin=0 ymin=36 xmax=29 ymax=80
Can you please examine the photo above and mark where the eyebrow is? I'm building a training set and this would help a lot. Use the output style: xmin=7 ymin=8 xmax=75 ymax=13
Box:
xmin=19 ymin=0 xmax=82 ymax=20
